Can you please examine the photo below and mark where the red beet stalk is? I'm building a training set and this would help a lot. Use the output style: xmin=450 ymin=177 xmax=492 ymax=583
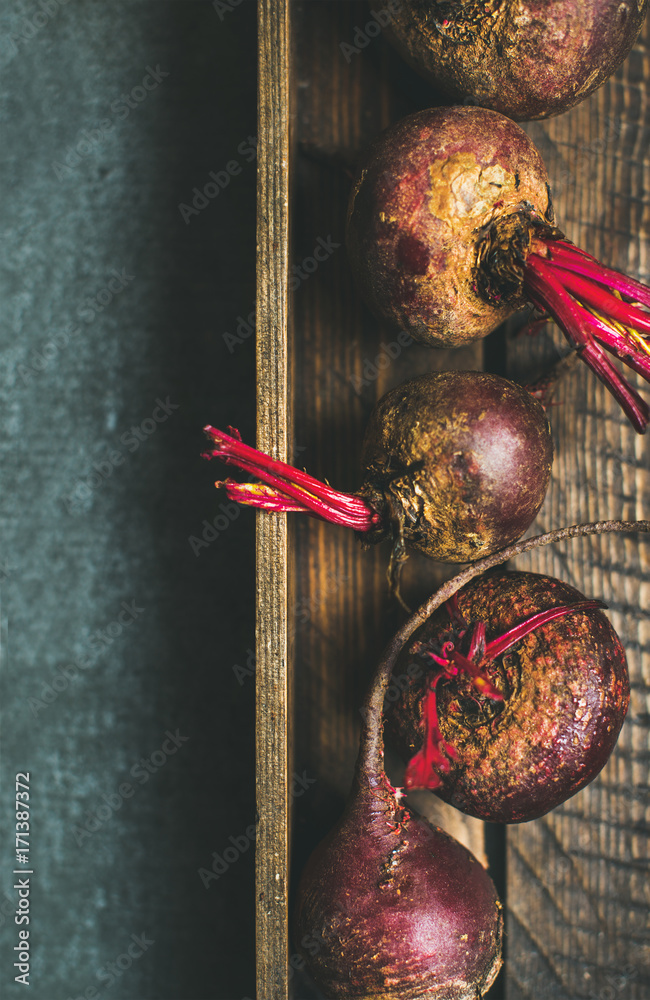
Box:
xmin=404 ymin=597 xmax=603 ymax=790
xmin=346 ymin=107 xmax=650 ymax=434
xmin=201 ymin=425 xmax=381 ymax=532
xmin=202 ymin=371 xmax=554 ymax=573
xmin=524 ymin=238 xmax=650 ymax=432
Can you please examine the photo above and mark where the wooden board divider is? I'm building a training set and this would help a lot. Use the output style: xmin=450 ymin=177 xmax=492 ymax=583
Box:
xmin=255 ymin=1 xmax=292 ymax=998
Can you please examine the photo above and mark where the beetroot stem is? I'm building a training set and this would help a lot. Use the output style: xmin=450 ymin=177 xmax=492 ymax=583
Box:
xmin=524 ymin=256 xmax=650 ymax=432
xmin=404 ymin=598 xmax=604 ymax=790
xmin=219 ymin=480 xmax=308 ymax=513
xmin=215 ymin=452 xmax=372 ymax=528
xmin=546 ymin=241 xmax=650 ymax=310
xmin=583 ymin=313 xmax=650 ymax=383
xmin=202 ymin=425 xmax=381 ymax=532
xmin=404 ymin=670 xmax=456 ymax=790
xmin=482 ymin=599 xmax=603 ymax=660
xmin=549 ymin=265 xmax=650 ymax=335
xmin=523 ymin=241 xmax=650 ymax=432
xmin=356 ymin=519 xmax=650 ymax=785
xmin=204 ymin=426 xmax=371 ymax=510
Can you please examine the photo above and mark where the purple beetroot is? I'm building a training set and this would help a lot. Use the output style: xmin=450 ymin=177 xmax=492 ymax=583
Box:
xmin=385 ymin=570 xmax=630 ymax=823
xmin=384 ymin=0 xmax=647 ymax=121
xmin=347 ymin=105 xmax=650 ymax=432
xmin=202 ymin=369 xmax=553 ymax=566
xmin=293 ymin=518 xmax=650 ymax=994
xmin=293 ymin=636 xmax=503 ymax=999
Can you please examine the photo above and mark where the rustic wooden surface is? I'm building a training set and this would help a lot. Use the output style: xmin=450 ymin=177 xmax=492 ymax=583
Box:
xmin=288 ymin=4 xmax=491 ymax=998
xmin=289 ymin=0 xmax=489 ymax=869
xmin=256 ymin=1 xmax=293 ymax=997
xmin=257 ymin=2 xmax=650 ymax=997
xmin=506 ymin=26 xmax=650 ymax=1000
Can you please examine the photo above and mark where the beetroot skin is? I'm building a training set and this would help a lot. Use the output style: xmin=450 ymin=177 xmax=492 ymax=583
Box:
xmin=292 ymin=518 xmax=649 ymax=996
xmin=385 ymin=0 xmax=647 ymax=121
xmin=203 ymin=370 xmax=553 ymax=565
xmin=347 ymin=106 xmax=650 ymax=431
xmin=386 ymin=570 xmax=630 ymax=823
xmin=294 ymin=765 xmax=502 ymax=998
xmin=347 ymin=106 xmax=552 ymax=347
xmin=358 ymin=370 xmax=553 ymax=563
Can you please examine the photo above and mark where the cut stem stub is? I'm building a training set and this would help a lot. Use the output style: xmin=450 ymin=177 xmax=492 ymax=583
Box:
xmin=357 ymin=518 xmax=650 ymax=786
xmin=403 ymin=598 xmax=604 ymax=790
xmin=202 ymin=425 xmax=381 ymax=532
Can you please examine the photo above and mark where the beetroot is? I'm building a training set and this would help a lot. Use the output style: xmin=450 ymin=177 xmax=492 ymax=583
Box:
xmin=347 ymin=105 xmax=650 ymax=432
xmin=202 ymin=370 xmax=552 ymax=566
xmin=385 ymin=0 xmax=647 ymax=121
xmin=294 ymin=772 xmax=503 ymax=998
xmin=385 ymin=570 xmax=630 ymax=823
xmin=293 ymin=518 xmax=650 ymax=995
xmin=293 ymin=658 xmax=503 ymax=999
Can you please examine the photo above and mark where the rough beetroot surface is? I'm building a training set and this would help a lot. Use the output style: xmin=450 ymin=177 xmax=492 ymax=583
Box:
xmin=346 ymin=105 xmax=552 ymax=347
xmin=386 ymin=570 xmax=630 ymax=823
xmin=359 ymin=370 xmax=553 ymax=563
xmin=203 ymin=369 xmax=553 ymax=566
xmin=347 ymin=105 xmax=650 ymax=432
xmin=385 ymin=0 xmax=647 ymax=121
xmin=293 ymin=771 xmax=502 ymax=999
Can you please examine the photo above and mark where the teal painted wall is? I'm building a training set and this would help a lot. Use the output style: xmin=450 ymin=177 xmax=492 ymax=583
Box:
xmin=0 ymin=2 xmax=257 ymax=997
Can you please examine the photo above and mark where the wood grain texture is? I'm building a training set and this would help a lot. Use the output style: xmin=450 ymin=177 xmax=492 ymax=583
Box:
xmin=288 ymin=5 xmax=490 ymax=999
xmin=505 ymin=21 xmax=650 ymax=1000
xmin=256 ymin=1 xmax=292 ymax=997
xmin=257 ymin=3 xmax=650 ymax=998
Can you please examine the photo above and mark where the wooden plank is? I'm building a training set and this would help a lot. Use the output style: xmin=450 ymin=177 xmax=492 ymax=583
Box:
xmin=505 ymin=20 xmax=650 ymax=1000
xmin=256 ymin=1 xmax=292 ymax=997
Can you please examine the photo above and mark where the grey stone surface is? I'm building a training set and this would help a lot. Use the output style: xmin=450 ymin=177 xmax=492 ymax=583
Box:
xmin=0 ymin=2 xmax=257 ymax=997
